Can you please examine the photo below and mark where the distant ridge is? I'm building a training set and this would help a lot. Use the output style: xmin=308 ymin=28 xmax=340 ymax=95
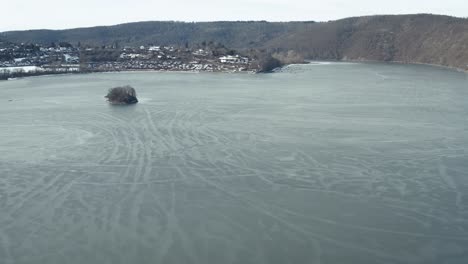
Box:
xmin=2 ymin=14 xmax=467 ymax=71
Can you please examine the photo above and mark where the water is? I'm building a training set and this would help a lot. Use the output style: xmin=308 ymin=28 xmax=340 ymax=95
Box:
xmin=1 ymin=63 xmax=467 ymax=264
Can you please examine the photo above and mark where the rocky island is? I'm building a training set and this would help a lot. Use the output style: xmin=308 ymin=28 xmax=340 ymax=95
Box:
xmin=105 ymin=86 xmax=138 ymax=104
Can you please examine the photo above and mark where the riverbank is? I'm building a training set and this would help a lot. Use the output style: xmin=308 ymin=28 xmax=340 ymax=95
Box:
xmin=0 ymin=70 xmax=82 ymax=81
xmin=2 ymin=60 xmax=466 ymax=82
xmin=0 ymin=67 xmax=258 ymax=81
xmin=338 ymin=58 xmax=468 ymax=74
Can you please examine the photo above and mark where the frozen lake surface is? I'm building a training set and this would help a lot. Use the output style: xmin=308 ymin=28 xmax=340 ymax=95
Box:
xmin=1 ymin=63 xmax=468 ymax=264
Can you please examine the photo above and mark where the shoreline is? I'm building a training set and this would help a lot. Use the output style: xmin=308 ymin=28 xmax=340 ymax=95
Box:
xmin=0 ymin=71 xmax=82 ymax=81
xmin=390 ymin=61 xmax=468 ymax=74
xmin=0 ymin=68 xmax=256 ymax=81
xmin=280 ymin=59 xmax=468 ymax=74
xmin=100 ymin=68 xmax=256 ymax=74
xmin=2 ymin=60 xmax=466 ymax=82
xmin=338 ymin=58 xmax=468 ymax=73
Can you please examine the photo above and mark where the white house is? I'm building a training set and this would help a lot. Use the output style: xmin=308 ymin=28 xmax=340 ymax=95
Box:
xmin=219 ymin=55 xmax=249 ymax=64
xmin=149 ymin=46 xmax=161 ymax=51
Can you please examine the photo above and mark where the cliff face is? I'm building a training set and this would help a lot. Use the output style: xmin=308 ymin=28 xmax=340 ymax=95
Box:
xmin=2 ymin=14 xmax=468 ymax=71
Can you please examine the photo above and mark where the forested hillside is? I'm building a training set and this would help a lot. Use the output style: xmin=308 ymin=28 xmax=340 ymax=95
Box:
xmin=0 ymin=21 xmax=315 ymax=49
xmin=267 ymin=14 xmax=468 ymax=70
xmin=2 ymin=14 xmax=467 ymax=70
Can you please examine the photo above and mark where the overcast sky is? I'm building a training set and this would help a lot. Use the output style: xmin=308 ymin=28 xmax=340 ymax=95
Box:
xmin=1 ymin=0 xmax=467 ymax=32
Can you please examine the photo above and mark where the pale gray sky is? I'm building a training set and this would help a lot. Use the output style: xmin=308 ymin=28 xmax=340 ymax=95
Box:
xmin=1 ymin=0 xmax=467 ymax=31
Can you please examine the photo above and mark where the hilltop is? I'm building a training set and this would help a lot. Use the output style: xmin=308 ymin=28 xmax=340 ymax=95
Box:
xmin=1 ymin=14 xmax=468 ymax=71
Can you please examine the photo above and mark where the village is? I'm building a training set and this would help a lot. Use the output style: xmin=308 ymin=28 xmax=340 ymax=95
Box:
xmin=86 ymin=45 xmax=252 ymax=72
xmin=0 ymin=41 xmax=257 ymax=79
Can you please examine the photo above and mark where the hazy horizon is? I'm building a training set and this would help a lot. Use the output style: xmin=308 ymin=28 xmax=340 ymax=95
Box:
xmin=1 ymin=0 xmax=467 ymax=32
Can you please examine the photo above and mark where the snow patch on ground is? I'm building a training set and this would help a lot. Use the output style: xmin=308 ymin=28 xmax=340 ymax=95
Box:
xmin=0 ymin=66 xmax=44 ymax=73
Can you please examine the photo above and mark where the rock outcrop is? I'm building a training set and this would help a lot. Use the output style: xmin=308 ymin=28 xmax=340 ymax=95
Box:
xmin=105 ymin=85 xmax=138 ymax=104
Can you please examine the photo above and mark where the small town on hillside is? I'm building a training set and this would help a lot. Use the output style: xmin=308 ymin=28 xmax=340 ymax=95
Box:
xmin=0 ymin=41 xmax=259 ymax=79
